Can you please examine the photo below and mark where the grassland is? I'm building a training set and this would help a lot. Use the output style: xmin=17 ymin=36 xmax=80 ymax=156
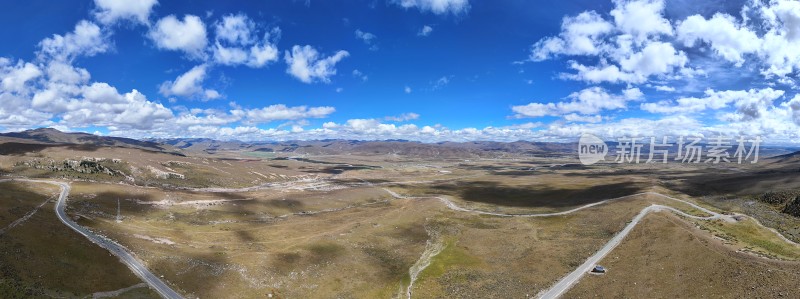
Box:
xmin=567 ymin=212 xmax=800 ymax=298
xmin=2 ymin=145 xmax=799 ymax=298
xmin=0 ymin=181 xmax=158 ymax=298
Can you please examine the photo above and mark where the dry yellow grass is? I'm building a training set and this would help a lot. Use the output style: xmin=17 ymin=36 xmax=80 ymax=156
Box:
xmin=0 ymin=181 xmax=156 ymax=298
xmin=568 ymin=212 xmax=800 ymax=298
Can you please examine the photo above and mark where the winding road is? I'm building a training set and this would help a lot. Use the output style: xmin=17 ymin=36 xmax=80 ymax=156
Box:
xmin=2 ymin=179 xmax=182 ymax=299
xmin=381 ymin=188 xmax=778 ymax=299
xmin=3 ymin=177 xmax=795 ymax=299
xmin=537 ymin=203 xmax=722 ymax=299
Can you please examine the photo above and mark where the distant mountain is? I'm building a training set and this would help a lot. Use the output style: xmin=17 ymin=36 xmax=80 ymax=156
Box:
xmin=772 ymin=150 xmax=800 ymax=163
xmin=0 ymin=128 xmax=171 ymax=152
xmin=150 ymin=137 xmax=576 ymax=159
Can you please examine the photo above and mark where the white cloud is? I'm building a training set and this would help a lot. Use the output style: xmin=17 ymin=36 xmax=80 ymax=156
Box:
xmin=610 ymin=0 xmax=673 ymax=43
xmin=148 ymin=15 xmax=208 ymax=58
xmin=204 ymin=89 xmax=222 ymax=100
xmin=214 ymin=13 xmax=255 ymax=45
xmin=432 ymin=76 xmax=450 ymax=89
xmin=355 ymin=29 xmax=378 ymax=51
xmin=563 ymin=113 xmax=603 ymax=123
xmin=0 ymin=88 xmax=54 ymax=128
xmin=232 ymin=104 xmax=335 ymax=124
xmin=45 ymin=61 xmax=90 ymax=85
xmin=530 ymin=11 xmax=614 ymax=61
xmin=512 ymin=87 xmax=642 ymax=118
xmin=247 ymin=33 xmax=281 ymax=67
xmin=654 ymin=85 xmax=675 ymax=92
xmin=48 ymin=83 xmax=174 ymax=130
xmin=560 ymin=39 xmax=686 ymax=85
xmin=617 ymin=41 xmax=687 ymax=81
xmin=93 ymin=0 xmax=158 ymax=25
xmin=418 ymin=25 xmax=434 ymax=36
xmin=1 ymin=61 xmax=42 ymax=93
xmin=174 ymin=109 xmax=239 ymax=126
xmin=393 ymin=0 xmax=470 ymax=15
xmin=211 ymin=42 xmax=248 ymax=65
xmin=385 ymin=112 xmax=420 ymax=122
xmin=284 ymin=45 xmax=349 ymax=83
xmin=210 ymin=15 xmax=280 ymax=68
xmin=676 ymin=13 xmax=760 ymax=66
xmin=668 ymin=1 xmax=800 ymax=78
xmin=754 ymin=0 xmax=800 ymax=77
xmin=786 ymin=95 xmax=800 ymax=125
xmin=159 ymin=64 xmax=219 ymax=100
xmin=528 ymin=1 xmax=691 ymax=84
xmin=352 ymin=69 xmax=368 ymax=81
xmin=404 ymin=86 xmax=412 ymax=93
xmin=38 ymin=20 xmax=109 ymax=62
xmin=641 ymin=88 xmax=785 ymax=115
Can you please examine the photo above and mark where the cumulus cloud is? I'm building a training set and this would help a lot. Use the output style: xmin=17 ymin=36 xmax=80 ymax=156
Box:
xmin=610 ymin=0 xmax=673 ymax=43
xmin=38 ymin=20 xmax=109 ymax=62
xmin=211 ymin=14 xmax=280 ymax=68
xmin=418 ymin=25 xmax=434 ymax=36
xmin=214 ymin=13 xmax=255 ymax=45
xmin=786 ymin=95 xmax=800 ymax=125
xmin=148 ymin=15 xmax=208 ymax=58
xmin=628 ymin=0 xmax=800 ymax=79
xmin=393 ymin=0 xmax=470 ymax=15
xmin=6 ymin=0 xmax=800 ymax=143
xmin=530 ymin=11 xmax=614 ymax=61
xmin=0 ymin=16 xmax=346 ymax=136
xmin=653 ymin=85 xmax=675 ymax=92
xmin=26 ymin=81 xmax=173 ymax=130
xmin=641 ymin=88 xmax=785 ymax=115
xmin=284 ymin=45 xmax=349 ymax=83
xmin=93 ymin=0 xmax=158 ymax=25
xmin=1 ymin=61 xmax=42 ymax=93
xmin=355 ymin=29 xmax=378 ymax=50
xmin=529 ymin=0 xmax=688 ymax=84
xmin=0 ymin=93 xmax=53 ymax=127
xmin=159 ymin=64 xmax=220 ymax=100
xmin=676 ymin=13 xmax=760 ymax=66
xmin=232 ymin=104 xmax=335 ymax=124
xmin=619 ymin=42 xmax=686 ymax=79
xmin=512 ymin=87 xmax=643 ymax=118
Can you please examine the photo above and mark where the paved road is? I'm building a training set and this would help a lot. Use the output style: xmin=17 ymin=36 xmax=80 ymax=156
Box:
xmin=537 ymin=193 xmax=747 ymax=299
xmin=383 ymin=188 xmax=738 ymax=299
xmin=4 ymin=179 xmax=182 ymax=299
xmin=537 ymin=203 xmax=720 ymax=299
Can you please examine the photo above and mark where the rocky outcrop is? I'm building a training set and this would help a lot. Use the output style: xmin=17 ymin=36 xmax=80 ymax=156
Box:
xmin=783 ymin=197 xmax=800 ymax=217
xmin=757 ymin=190 xmax=800 ymax=205
xmin=16 ymin=157 xmax=125 ymax=176
xmin=146 ymin=166 xmax=185 ymax=180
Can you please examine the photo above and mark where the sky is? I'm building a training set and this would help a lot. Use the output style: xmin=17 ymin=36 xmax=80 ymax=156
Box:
xmin=1 ymin=0 xmax=800 ymax=143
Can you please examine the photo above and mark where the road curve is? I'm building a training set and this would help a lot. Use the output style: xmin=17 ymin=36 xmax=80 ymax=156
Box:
xmin=536 ymin=204 xmax=719 ymax=299
xmin=381 ymin=188 xmax=749 ymax=299
xmin=2 ymin=179 xmax=182 ymax=299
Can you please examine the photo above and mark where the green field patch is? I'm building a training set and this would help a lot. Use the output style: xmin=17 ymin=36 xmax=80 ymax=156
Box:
xmin=418 ymin=238 xmax=481 ymax=282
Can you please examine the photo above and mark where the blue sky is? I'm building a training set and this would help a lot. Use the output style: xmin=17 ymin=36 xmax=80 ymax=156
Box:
xmin=1 ymin=0 xmax=800 ymax=143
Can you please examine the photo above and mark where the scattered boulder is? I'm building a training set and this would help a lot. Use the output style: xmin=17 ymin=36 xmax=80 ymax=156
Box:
xmin=16 ymin=157 xmax=125 ymax=176
xmin=782 ymin=197 xmax=800 ymax=217
xmin=757 ymin=190 xmax=800 ymax=205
